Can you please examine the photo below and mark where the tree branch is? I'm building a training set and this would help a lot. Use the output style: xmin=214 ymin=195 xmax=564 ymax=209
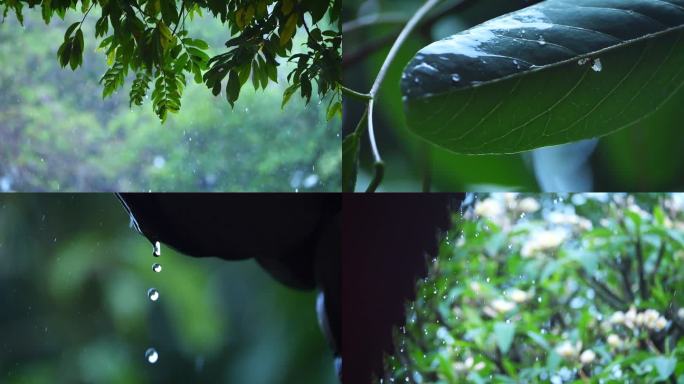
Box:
xmin=635 ymin=238 xmax=649 ymax=300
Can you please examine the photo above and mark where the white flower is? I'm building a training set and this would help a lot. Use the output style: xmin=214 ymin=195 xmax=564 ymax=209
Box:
xmin=518 ymin=198 xmax=540 ymax=213
xmin=635 ymin=312 xmax=645 ymax=327
xmin=606 ymin=334 xmax=623 ymax=348
xmin=678 ymin=308 xmax=684 ymax=320
xmin=610 ymin=311 xmax=625 ymax=325
xmin=509 ymin=288 xmax=529 ymax=304
xmin=580 ymin=349 xmax=596 ymax=364
xmin=624 ymin=307 xmax=637 ymax=329
xmin=491 ymin=299 xmax=516 ymax=313
xmin=547 ymin=211 xmax=593 ymax=230
xmin=643 ymin=309 xmax=660 ymax=328
xmin=534 ymin=229 xmax=566 ymax=250
xmin=454 ymin=356 xmax=479 ymax=374
xmin=503 ymin=193 xmax=519 ymax=208
xmin=653 ymin=317 xmax=668 ymax=332
xmin=521 ymin=229 xmax=567 ymax=257
xmin=474 ymin=198 xmax=504 ymax=219
xmin=555 ymin=341 xmax=581 ymax=360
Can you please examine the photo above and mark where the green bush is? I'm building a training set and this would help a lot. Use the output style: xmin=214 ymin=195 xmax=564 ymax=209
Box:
xmin=382 ymin=193 xmax=684 ymax=383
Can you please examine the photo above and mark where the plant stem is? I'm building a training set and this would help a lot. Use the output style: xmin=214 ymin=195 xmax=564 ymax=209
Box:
xmin=365 ymin=0 xmax=442 ymax=192
xmin=650 ymin=242 xmax=666 ymax=286
xmin=635 ymin=238 xmax=649 ymax=300
xmin=340 ymin=85 xmax=373 ymax=101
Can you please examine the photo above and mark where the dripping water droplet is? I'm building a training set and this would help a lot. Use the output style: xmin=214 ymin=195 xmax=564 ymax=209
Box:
xmin=153 ymin=241 xmax=161 ymax=257
xmin=145 ymin=348 xmax=159 ymax=364
xmin=152 ymin=263 xmax=162 ymax=273
xmin=451 ymin=73 xmax=460 ymax=83
xmin=148 ymin=288 xmax=159 ymax=302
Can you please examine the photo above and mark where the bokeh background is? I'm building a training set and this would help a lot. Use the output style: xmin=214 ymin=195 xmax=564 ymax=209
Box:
xmin=0 ymin=194 xmax=337 ymax=383
xmin=0 ymin=12 xmax=340 ymax=192
xmin=343 ymin=0 xmax=684 ymax=192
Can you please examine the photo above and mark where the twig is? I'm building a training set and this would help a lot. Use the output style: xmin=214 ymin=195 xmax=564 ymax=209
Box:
xmin=578 ymin=271 xmax=626 ymax=310
xmin=650 ymin=242 xmax=666 ymax=287
xmin=611 ymin=256 xmax=634 ymax=302
xmin=635 ymin=238 xmax=649 ymax=300
xmin=365 ymin=0 xmax=442 ymax=192
xmin=340 ymin=85 xmax=372 ymax=101
xmin=172 ymin=0 xmax=186 ymax=35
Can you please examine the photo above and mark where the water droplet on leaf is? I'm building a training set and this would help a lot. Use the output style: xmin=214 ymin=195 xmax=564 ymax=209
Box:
xmin=152 ymin=263 xmax=162 ymax=273
xmin=591 ymin=58 xmax=602 ymax=72
xmin=153 ymin=241 xmax=161 ymax=257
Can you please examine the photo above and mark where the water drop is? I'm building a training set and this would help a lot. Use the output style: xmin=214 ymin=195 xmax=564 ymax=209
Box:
xmin=153 ymin=241 xmax=161 ymax=257
xmin=451 ymin=73 xmax=461 ymax=83
xmin=148 ymin=288 xmax=160 ymax=302
xmin=538 ymin=36 xmax=546 ymax=45
xmin=152 ymin=263 xmax=162 ymax=273
xmin=591 ymin=58 xmax=602 ymax=72
xmin=145 ymin=348 xmax=159 ymax=364
xmin=577 ymin=58 xmax=590 ymax=66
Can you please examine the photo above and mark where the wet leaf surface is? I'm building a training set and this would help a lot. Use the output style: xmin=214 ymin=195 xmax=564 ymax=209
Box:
xmin=402 ymin=0 xmax=684 ymax=154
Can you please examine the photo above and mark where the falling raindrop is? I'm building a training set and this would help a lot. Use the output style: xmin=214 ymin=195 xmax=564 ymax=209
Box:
xmin=148 ymin=288 xmax=160 ymax=302
xmin=152 ymin=263 xmax=162 ymax=273
xmin=591 ymin=58 xmax=602 ymax=72
xmin=145 ymin=348 xmax=159 ymax=364
xmin=153 ymin=241 xmax=161 ymax=257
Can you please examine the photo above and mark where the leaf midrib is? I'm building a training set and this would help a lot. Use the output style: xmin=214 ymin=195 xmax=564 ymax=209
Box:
xmin=409 ymin=22 xmax=684 ymax=101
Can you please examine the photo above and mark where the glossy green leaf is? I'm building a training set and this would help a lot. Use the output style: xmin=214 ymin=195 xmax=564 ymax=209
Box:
xmin=402 ymin=0 xmax=684 ymax=154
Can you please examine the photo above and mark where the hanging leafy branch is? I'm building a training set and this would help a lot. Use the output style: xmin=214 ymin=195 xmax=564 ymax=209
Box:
xmin=0 ymin=0 xmax=342 ymax=122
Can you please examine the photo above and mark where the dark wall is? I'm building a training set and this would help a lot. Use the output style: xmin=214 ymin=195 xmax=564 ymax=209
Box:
xmin=342 ymin=194 xmax=464 ymax=383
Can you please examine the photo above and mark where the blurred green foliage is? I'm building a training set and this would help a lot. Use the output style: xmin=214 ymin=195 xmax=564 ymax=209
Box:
xmin=0 ymin=12 xmax=340 ymax=192
xmin=343 ymin=0 xmax=684 ymax=191
xmin=0 ymin=194 xmax=336 ymax=383
xmin=382 ymin=193 xmax=684 ymax=383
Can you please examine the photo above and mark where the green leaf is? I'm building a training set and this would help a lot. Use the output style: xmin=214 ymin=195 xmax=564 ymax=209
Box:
xmin=402 ymin=0 xmax=684 ymax=154
xmin=302 ymin=0 xmax=328 ymax=24
xmin=226 ymin=70 xmax=240 ymax=107
xmin=494 ymin=322 xmax=515 ymax=354
xmin=646 ymin=356 xmax=677 ymax=381
xmin=281 ymin=83 xmax=298 ymax=108
xmin=342 ymin=133 xmax=360 ymax=192
xmin=160 ymin=0 xmax=179 ymax=26
xmin=327 ymin=101 xmax=342 ymax=121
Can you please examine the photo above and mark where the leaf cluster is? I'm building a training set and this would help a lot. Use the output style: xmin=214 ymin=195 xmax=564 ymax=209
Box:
xmin=1 ymin=0 xmax=341 ymax=121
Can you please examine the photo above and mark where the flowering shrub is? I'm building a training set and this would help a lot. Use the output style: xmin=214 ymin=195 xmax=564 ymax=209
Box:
xmin=381 ymin=194 xmax=684 ymax=383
